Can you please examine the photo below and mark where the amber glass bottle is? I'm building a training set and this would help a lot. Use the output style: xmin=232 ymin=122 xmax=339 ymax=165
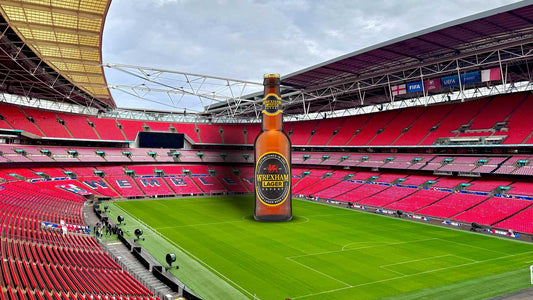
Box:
xmin=254 ymin=73 xmax=292 ymax=221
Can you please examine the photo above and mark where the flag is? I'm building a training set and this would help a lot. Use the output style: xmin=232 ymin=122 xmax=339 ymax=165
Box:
xmin=424 ymin=79 xmax=441 ymax=91
xmin=441 ymin=75 xmax=459 ymax=87
xmin=481 ymin=67 xmax=501 ymax=82
xmin=391 ymin=84 xmax=406 ymax=96
xmin=461 ymin=71 xmax=480 ymax=85
xmin=407 ymin=81 xmax=423 ymax=93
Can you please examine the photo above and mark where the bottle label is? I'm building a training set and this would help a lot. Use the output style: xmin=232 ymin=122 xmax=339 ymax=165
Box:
xmin=255 ymin=152 xmax=291 ymax=206
xmin=262 ymin=94 xmax=282 ymax=115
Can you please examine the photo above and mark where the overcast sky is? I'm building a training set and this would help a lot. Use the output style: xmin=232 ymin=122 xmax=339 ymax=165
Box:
xmin=102 ymin=0 xmax=523 ymax=111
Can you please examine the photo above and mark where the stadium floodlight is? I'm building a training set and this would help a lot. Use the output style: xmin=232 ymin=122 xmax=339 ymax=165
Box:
xmin=117 ymin=215 xmax=124 ymax=225
xmin=134 ymin=228 xmax=144 ymax=241
xmin=166 ymin=253 xmax=179 ymax=270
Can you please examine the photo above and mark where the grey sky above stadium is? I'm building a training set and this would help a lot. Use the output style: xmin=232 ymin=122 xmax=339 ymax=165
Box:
xmin=102 ymin=0 xmax=522 ymax=110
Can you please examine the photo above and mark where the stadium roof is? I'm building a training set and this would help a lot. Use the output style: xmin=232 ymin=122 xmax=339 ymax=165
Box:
xmin=0 ymin=0 xmax=114 ymax=109
xmin=204 ymin=1 xmax=533 ymax=118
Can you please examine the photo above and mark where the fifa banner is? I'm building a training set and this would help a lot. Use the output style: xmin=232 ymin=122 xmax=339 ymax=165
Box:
xmin=407 ymin=81 xmax=423 ymax=93
xmin=441 ymin=71 xmax=480 ymax=88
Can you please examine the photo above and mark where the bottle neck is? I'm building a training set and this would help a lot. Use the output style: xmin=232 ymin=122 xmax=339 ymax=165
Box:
xmin=262 ymin=83 xmax=282 ymax=130
xmin=262 ymin=111 xmax=282 ymax=130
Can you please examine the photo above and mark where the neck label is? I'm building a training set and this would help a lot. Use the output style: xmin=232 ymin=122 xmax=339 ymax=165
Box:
xmin=263 ymin=94 xmax=282 ymax=115
xmin=255 ymin=152 xmax=290 ymax=206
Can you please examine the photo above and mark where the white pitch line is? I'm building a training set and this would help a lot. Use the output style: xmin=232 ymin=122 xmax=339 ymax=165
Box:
xmin=155 ymin=219 xmax=245 ymax=230
xmin=380 ymin=254 xmax=453 ymax=268
xmin=287 ymin=238 xmax=438 ymax=260
xmin=436 ymin=238 xmax=508 ymax=255
xmin=291 ymin=250 xmax=533 ymax=299
xmin=341 ymin=241 xmax=388 ymax=251
xmin=110 ymin=204 xmax=256 ymax=299
xmin=286 ymin=256 xmax=351 ymax=287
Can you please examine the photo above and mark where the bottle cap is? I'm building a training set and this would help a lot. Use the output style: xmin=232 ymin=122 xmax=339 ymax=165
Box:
xmin=263 ymin=73 xmax=280 ymax=79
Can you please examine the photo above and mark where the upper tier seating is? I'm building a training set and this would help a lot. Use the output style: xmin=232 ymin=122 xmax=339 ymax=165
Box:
xmin=88 ymin=117 xmax=125 ymax=140
xmin=368 ymin=107 xmax=426 ymax=146
xmin=328 ymin=114 xmax=372 ymax=146
xmin=469 ymin=94 xmax=525 ymax=130
xmin=144 ymin=121 xmax=172 ymax=132
xmin=421 ymin=99 xmax=489 ymax=145
xmin=244 ymin=124 xmax=261 ymax=144
xmin=347 ymin=110 xmax=401 ymax=146
xmin=118 ymin=119 xmax=145 ymax=141
xmin=500 ymin=94 xmax=533 ymax=144
xmin=287 ymin=120 xmax=317 ymax=146
xmin=0 ymin=103 xmax=43 ymax=136
xmin=197 ymin=124 xmax=222 ymax=144
xmin=393 ymin=104 xmax=456 ymax=145
xmin=307 ymin=118 xmax=344 ymax=146
xmin=220 ymin=124 xmax=246 ymax=144
xmin=0 ymin=93 xmax=531 ymax=147
xmin=22 ymin=107 xmax=71 ymax=138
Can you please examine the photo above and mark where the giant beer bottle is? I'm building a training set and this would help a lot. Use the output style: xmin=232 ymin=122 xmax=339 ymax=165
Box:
xmin=254 ymin=73 xmax=292 ymax=221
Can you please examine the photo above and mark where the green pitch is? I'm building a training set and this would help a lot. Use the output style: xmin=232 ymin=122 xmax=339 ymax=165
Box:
xmin=105 ymin=196 xmax=533 ymax=299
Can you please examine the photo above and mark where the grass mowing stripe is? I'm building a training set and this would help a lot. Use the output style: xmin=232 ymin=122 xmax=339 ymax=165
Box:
xmin=290 ymin=250 xmax=533 ymax=299
xmin=106 ymin=196 xmax=533 ymax=300
xmin=109 ymin=202 xmax=250 ymax=300
xmin=286 ymin=238 xmax=439 ymax=259
xmin=285 ymin=256 xmax=352 ymax=287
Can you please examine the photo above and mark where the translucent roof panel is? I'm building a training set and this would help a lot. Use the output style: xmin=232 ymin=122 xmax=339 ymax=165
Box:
xmin=0 ymin=0 xmax=114 ymax=108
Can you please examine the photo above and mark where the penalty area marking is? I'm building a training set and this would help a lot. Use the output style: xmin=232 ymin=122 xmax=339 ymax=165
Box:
xmin=341 ymin=241 xmax=389 ymax=251
xmin=287 ymin=238 xmax=438 ymax=260
xmin=289 ymin=250 xmax=533 ymax=299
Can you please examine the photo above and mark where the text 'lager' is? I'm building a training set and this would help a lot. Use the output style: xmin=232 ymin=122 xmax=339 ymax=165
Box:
xmin=254 ymin=73 xmax=292 ymax=221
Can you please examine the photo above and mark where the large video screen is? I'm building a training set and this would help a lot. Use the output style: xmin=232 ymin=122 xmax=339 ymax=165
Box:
xmin=137 ymin=132 xmax=185 ymax=148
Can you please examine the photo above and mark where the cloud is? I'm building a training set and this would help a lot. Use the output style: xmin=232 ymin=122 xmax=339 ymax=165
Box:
xmin=102 ymin=0 xmax=521 ymax=111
